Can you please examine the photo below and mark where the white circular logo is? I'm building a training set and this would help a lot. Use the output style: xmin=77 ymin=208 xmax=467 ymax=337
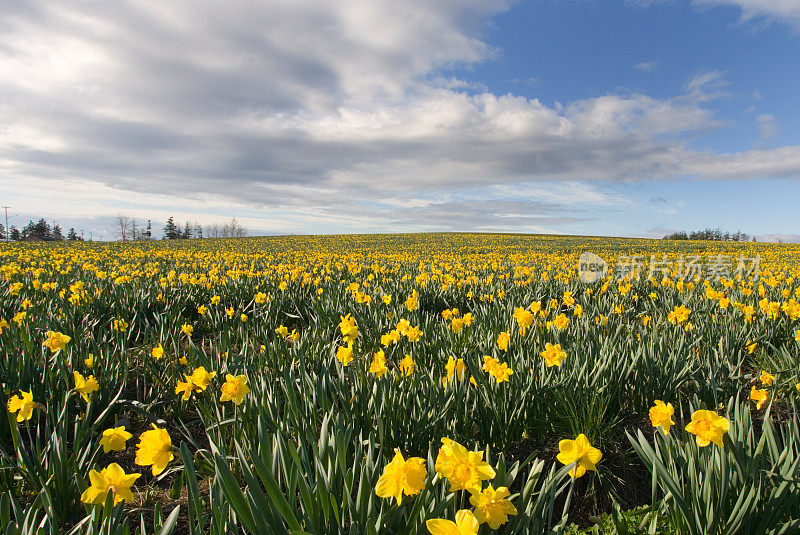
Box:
xmin=578 ymin=252 xmax=608 ymax=283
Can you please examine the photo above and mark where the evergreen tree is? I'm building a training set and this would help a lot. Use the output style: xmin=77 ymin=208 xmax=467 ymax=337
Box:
xmin=0 ymin=224 xmax=5 ymax=240
xmin=32 ymin=218 xmax=52 ymax=239
xmin=144 ymin=220 xmax=152 ymax=240
xmin=10 ymin=227 xmax=20 ymax=240
xmin=163 ymin=217 xmax=179 ymax=239
xmin=52 ymin=224 xmax=64 ymax=241
xmin=67 ymin=228 xmax=79 ymax=241
xmin=183 ymin=222 xmax=192 ymax=239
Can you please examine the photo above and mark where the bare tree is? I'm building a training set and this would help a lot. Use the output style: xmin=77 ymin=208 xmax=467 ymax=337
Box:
xmin=131 ymin=217 xmax=138 ymax=241
xmin=114 ymin=214 xmax=131 ymax=241
xmin=204 ymin=219 xmax=246 ymax=238
xmin=233 ymin=217 xmax=247 ymax=237
xmin=220 ymin=217 xmax=244 ymax=238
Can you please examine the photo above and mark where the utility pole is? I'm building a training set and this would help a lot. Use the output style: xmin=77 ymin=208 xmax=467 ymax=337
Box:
xmin=2 ymin=206 xmax=9 ymax=242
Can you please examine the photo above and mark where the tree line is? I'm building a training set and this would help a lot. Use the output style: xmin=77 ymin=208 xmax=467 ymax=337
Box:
xmin=0 ymin=219 xmax=84 ymax=241
xmin=662 ymin=228 xmax=752 ymax=241
xmin=0 ymin=215 xmax=248 ymax=242
xmin=115 ymin=214 xmax=246 ymax=240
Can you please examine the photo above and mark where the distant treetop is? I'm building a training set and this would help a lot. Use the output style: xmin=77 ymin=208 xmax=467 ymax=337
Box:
xmin=662 ymin=228 xmax=750 ymax=241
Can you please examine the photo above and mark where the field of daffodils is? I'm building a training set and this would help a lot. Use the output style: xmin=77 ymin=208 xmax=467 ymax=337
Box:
xmin=2 ymin=233 xmax=800 ymax=534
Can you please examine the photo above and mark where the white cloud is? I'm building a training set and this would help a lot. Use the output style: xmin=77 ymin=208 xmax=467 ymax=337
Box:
xmin=681 ymin=145 xmax=800 ymax=179
xmin=634 ymin=60 xmax=658 ymax=73
xmin=0 ymin=0 xmax=799 ymax=236
xmin=756 ymin=113 xmax=779 ymax=139
xmin=755 ymin=234 xmax=800 ymax=243
xmin=683 ymin=70 xmax=730 ymax=102
xmin=694 ymin=0 xmax=800 ymax=29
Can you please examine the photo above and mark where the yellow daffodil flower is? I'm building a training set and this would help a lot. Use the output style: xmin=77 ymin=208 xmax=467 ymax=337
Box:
xmin=557 ymin=434 xmax=602 ymax=478
xmin=220 ymin=374 xmax=250 ymax=405
xmin=685 ymin=410 xmax=730 ymax=447
xmin=649 ymin=400 xmax=675 ymax=435
xmin=81 ymin=463 xmax=140 ymax=506
xmin=426 ymin=510 xmax=479 ymax=535
xmin=135 ymin=424 xmax=174 ymax=475
xmin=99 ymin=426 xmax=133 ymax=453
xmin=375 ymin=448 xmax=426 ymax=505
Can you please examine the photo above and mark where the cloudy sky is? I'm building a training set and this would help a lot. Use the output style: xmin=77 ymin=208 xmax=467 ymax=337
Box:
xmin=1 ymin=0 xmax=799 ymax=240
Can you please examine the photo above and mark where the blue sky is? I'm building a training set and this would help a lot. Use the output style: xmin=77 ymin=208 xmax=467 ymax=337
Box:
xmin=459 ymin=0 xmax=799 ymax=150
xmin=0 ymin=0 xmax=798 ymax=240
